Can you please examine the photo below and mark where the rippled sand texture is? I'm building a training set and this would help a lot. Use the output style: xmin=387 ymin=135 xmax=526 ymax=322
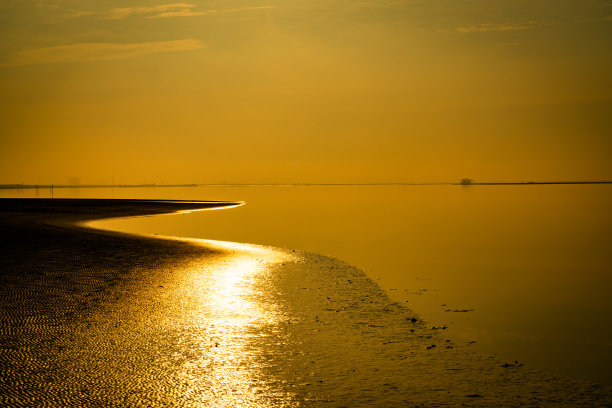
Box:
xmin=1 ymin=199 xmax=611 ymax=407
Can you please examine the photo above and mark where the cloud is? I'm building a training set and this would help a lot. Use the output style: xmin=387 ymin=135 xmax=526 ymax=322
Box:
xmin=61 ymin=3 xmax=274 ymax=20
xmin=64 ymin=10 xmax=96 ymax=19
xmin=106 ymin=3 xmax=202 ymax=19
xmin=440 ymin=21 xmax=537 ymax=34
xmin=0 ymin=39 xmax=205 ymax=67
xmin=146 ymin=9 xmax=208 ymax=18
xmin=218 ymin=6 xmax=276 ymax=13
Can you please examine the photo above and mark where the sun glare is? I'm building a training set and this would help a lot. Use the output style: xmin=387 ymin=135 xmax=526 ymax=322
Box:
xmin=176 ymin=239 xmax=298 ymax=407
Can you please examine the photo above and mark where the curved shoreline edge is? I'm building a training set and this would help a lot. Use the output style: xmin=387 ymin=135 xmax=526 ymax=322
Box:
xmin=0 ymin=197 xmax=243 ymax=222
xmin=1 ymin=198 xmax=612 ymax=406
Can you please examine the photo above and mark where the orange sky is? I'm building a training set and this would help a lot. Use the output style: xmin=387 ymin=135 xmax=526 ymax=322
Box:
xmin=1 ymin=0 xmax=611 ymax=184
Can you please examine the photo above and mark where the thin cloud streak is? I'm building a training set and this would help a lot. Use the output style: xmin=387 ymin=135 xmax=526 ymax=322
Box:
xmin=439 ymin=21 xmax=537 ymax=34
xmin=218 ymin=6 xmax=276 ymax=13
xmin=56 ymin=3 xmax=275 ymax=21
xmin=146 ymin=10 xmax=208 ymax=19
xmin=101 ymin=3 xmax=274 ymax=20
xmin=63 ymin=10 xmax=96 ymax=19
xmin=106 ymin=3 xmax=199 ymax=20
xmin=0 ymin=39 xmax=204 ymax=67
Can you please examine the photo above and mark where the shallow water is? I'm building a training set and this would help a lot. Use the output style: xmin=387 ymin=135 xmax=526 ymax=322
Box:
xmin=3 ymin=184 xmax=612 ymax=384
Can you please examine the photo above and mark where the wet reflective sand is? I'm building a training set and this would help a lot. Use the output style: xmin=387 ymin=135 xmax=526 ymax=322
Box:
xmin=1 ymin=199 xmax=612 ymax=406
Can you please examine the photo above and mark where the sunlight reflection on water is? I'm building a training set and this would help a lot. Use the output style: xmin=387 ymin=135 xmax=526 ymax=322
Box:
xmin=178 ymin=239 xmax=297 ymax=407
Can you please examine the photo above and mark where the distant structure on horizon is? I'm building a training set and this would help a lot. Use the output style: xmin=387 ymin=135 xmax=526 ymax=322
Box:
xmin=460 ymin=178 xmax=473 ymax=185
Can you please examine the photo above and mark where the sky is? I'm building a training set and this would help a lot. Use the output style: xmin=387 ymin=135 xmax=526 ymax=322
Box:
xmin=0 ymin=0 xmax=611 ymax=184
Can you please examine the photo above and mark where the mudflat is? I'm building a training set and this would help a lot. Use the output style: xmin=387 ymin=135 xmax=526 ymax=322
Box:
xmin=1 ymin=198 xmax=611 ymax=407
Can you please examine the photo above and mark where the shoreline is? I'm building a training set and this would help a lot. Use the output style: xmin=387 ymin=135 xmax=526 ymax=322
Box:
xmin=1 ymin=198 xmax=611 ymax=406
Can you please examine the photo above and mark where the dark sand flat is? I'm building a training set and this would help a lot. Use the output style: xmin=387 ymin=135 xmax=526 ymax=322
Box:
xmin=1 ymin=198 xmax=611 ymax=407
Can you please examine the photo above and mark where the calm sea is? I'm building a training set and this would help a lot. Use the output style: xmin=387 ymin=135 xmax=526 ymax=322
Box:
xmin=4 ymin=184 xmax=612 ymax=384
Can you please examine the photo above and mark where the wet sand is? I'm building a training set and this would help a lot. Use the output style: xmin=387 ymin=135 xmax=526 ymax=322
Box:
xmin=1 ymin=198 xmax=611 ymax=407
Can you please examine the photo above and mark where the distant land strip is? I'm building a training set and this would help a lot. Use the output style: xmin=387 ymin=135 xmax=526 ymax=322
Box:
xmin=0 ymin=184 xmax=199 ymax=189
xmin=454 ymin=181 xmax=612 ymax=186
xmin=1 ymin=181 xmax=611 ymax=190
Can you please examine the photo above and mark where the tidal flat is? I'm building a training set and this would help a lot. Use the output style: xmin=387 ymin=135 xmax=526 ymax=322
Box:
xmin=1 ymin=198 xmax=611 ymax=407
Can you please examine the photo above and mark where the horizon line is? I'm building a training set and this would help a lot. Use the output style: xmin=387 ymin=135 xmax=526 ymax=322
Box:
xmin=1 ymin=180 xmax=612 ymax=189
